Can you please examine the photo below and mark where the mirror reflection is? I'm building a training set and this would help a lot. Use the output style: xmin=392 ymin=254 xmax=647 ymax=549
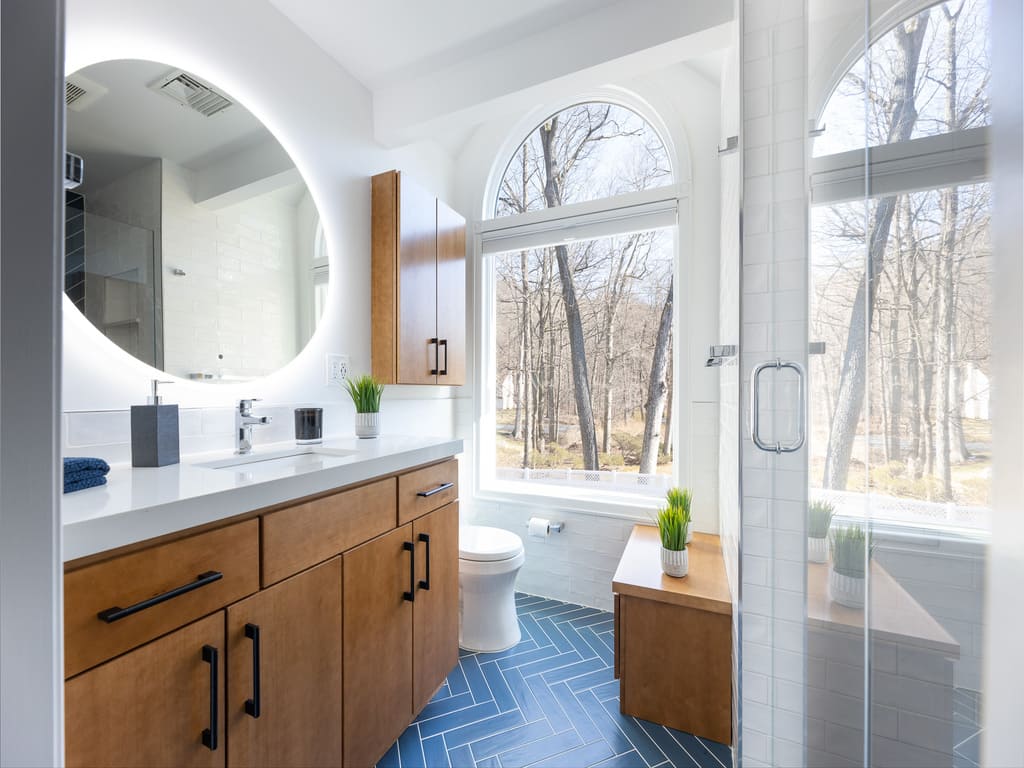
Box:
xmin=64 ymin=59 xmax=327 ymax=381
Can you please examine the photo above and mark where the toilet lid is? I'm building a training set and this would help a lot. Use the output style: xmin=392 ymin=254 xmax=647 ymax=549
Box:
xmin=459 ymin=526 xmax=524 ymax=562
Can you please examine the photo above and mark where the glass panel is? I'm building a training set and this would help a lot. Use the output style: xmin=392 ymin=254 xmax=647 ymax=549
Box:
xmin=491 ymin=228 xmax=674 ymax=496
xmin=81 ymin=211 xmax=160 ymax=369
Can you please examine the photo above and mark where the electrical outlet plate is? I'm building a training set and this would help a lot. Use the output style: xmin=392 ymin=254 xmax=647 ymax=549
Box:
xmin=325 ymin=353 xmax=350 ymax=387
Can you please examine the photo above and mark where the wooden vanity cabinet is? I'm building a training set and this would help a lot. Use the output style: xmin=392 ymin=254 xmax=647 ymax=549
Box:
xmin=343 ymin=490 xmax=460 ymax=766
xmin=65 ymin=612 xmax=226 ymax=768
xmin=371 ymin=169 xmax=466 ymax=385
xmin=412 ymin=501 xmax=460 ymax=713
xmin=64 ymin=458 xmax=460 ymax=768
xmin=342 ymin=526 xmax=416 ymax=768
xmin=226 ymin=557 xmax=342 ymax=768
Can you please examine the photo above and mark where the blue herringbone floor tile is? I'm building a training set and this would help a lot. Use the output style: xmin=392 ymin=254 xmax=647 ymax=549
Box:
xmin=377 ymin=594 xmax=732 ymax=768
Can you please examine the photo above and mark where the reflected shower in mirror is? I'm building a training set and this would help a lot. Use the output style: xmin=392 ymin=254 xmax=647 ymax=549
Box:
xmin=65 ymin=59 xmax=328 ymax=381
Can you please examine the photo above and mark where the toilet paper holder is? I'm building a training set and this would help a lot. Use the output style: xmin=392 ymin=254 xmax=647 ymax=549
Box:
xmin=526 ymin=519 xmax=564 ymax=534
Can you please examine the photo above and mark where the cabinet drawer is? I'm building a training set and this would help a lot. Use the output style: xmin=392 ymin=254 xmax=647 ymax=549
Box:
xmin=65 ymin=519 xmax=258 ymax=678
xmin=262 ymin=477 xmax=396 ymax=586
xmin=398 ymin=459 xmax=458 ymax=525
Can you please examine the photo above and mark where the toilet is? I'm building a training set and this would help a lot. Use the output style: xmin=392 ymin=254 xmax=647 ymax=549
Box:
xmin=458 ymin=526 xmax=526 ymax=652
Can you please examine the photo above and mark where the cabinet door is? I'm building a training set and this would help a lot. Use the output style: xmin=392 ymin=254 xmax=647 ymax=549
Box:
xmin=398 ymin=173 xmax=439 ymax=384
xmin=66 ymin=612 xmax=225 ymax=768
xmin=412 ymin=501 xmax=460 ymax=713
xmin=226 ymin=557 xmax=342 ymax=768
xmin=343 ymin=526 xmax=415 ymax=767
xmin=435 ymin=199 xmax=466 ymax=386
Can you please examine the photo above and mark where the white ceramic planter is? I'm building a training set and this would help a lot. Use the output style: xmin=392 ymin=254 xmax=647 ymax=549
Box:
xmin=685 ymin=526 xmax=692 ymax=545
xmin=661 ymin=547 xmax=689 ymax=578
xmin=354 ymin=412 xmax=380 ymax=438
xmin=808 ymin=536 xmax=829 ymax=563
xmin=829 ymin=566 xmax=865 ymax=608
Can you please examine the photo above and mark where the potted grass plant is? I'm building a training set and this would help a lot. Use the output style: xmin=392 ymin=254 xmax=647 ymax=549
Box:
xmin=666 ymin=487 xmax=694 ymax=544
xmin=344 ymin=374 xmax=384 ymax=438
xmin=807 ymin=499 xmax=836 ymax=563
xmin=829 ymin=525 xmax=869 ymax=608
xmin=656 ymin=502 xmax=691 ymax=578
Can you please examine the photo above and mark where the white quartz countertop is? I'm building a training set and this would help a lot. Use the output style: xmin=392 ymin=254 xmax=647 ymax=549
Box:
xmin=62 ymin=435 xmax=463 ymax=562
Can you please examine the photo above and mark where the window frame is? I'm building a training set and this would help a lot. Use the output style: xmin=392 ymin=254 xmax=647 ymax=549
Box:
xmin=475 ymin=189 xmax=689 ymax=514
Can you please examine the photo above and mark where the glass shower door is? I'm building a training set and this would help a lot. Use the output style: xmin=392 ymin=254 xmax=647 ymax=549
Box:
xmin=804 ymin=1 xmax=991 ymax=766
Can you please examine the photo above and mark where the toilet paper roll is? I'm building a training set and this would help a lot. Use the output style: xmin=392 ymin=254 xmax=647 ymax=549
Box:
xmin=528 ymin=517 xmax=550 ymax=538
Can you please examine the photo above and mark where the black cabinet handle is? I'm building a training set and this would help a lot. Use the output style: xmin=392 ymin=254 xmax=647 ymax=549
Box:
xmin=428 ymin=337 xmax=439 ymax=376
xmin=201 ymin=644 xmax=218 ymax=751
xmin=97 ymin=571 xmax=223 ymax=623
xmin=418 ymin=533 xmax=431 ymax=591
xmin=417 ymin=482 xmax=454 ymax=498
xmin=244 ymin=623 xmax=261 ymax=719
xmin=438 ymin=339 xmax=448 ymax=376
xmin=403 ymin=541 xmax=415 ymax=602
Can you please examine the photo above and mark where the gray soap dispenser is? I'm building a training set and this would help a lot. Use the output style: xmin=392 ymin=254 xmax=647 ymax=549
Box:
xmin=130 ymin=379 xmax=180 ymax=467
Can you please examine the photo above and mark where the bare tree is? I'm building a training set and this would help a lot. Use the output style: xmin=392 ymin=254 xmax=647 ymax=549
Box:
xmin=823 ymin=12 xmax=929 ymax=489
xmin=640 ymin=278 xmax=673 ymax=474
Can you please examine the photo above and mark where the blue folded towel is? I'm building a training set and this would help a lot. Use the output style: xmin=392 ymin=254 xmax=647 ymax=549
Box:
xmin=64 ymin=474 xmax=107 ymax=494
xmin=64 ymin=468 xmax=108 ymax=485
xmin=63 ymin=457 xmax=110 ymax=494
xmin=64 ymin=457 xmax=110 ymax=476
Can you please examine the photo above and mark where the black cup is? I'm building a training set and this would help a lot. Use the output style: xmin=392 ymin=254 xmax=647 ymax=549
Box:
xmin=294 ymin=407 xmax=323 ymax=444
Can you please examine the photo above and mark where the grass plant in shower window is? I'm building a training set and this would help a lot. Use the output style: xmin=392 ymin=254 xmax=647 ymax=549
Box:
xmin=807 ymin=499 xmax=836 ymax=563
xmin=829 ymin=525 xmax=870 ymax=609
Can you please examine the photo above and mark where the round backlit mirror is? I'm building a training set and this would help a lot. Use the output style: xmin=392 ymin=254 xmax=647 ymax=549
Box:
xmin=64 ymin=58 xmax=327 ymax=381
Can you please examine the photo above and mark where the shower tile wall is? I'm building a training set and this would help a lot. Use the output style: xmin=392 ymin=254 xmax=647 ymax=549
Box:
xmin=740 ymin=1 xmax=809 ymax=766
xmin=65 ymin=191 xmax=86 ymax=311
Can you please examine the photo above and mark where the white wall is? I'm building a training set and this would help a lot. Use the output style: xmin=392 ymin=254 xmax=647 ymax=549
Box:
xmin=451 ymin=62 xmax=723 ymax=610
xmin=62 ymin=0 xmax=462 ymax=451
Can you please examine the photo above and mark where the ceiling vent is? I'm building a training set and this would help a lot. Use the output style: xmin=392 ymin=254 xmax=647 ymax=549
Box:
xmin=64 ymin=73 xmax=107 ymax=112
xmin=150 ymin=70 xmax=233 ymax=117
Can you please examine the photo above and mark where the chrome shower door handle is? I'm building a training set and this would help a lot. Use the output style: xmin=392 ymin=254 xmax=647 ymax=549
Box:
xmin=750 ymin=359 xmax=806 ymax=453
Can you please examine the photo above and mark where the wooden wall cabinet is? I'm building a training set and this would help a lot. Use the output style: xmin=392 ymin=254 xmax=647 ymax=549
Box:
xmin=372 ymin=169 xmax=466 ymax=385
xmin=64 ymin=458 xmax=460 ymax=768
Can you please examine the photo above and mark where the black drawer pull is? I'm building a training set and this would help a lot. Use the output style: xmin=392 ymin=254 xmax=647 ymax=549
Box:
xmin=417 ymin=482 xmax=454 ymax=498
xmin=418 ymin=533 xmax=431 ymax=591
xmin=201 ymin=644 xmax=218 ymax=751
xmin=438 ymin=339 xmax=449 ymax=376
xmin=429 ymin=337 xmax=439 ymax=376
xmin=403 ymin=541 xmax=415 ymax=602
xmin=97 ymin=571 xmax=223 ymax=623
xmin=244 ymin=623 xmax=261 ymax=719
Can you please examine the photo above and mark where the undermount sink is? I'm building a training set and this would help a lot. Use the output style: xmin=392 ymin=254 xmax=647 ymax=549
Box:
xmin=194 ymin=446 xmax=357 ymax=472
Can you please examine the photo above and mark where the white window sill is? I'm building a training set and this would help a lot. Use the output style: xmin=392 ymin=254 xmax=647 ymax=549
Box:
xmin=474 ymin=479 xmax=661 ymax=522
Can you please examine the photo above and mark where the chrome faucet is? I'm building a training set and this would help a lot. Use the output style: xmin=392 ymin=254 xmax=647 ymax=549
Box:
xmin=236 ymin=398 xmax=271 ymax=454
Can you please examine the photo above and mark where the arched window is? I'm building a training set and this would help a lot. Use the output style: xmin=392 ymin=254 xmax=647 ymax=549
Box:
xmin=480 ymin=101 xmax=680 ymax=499
xmin=814 ymin=0 xmax=989 ymax=157
xmin=809 ymin=0 xmax=992 ymax=527
xmin=494 ymin=102 xmax=672 ymax=216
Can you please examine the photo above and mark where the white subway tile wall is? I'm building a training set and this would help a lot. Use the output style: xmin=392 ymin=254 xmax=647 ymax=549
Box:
xmin=160 ymin=160 xmax=300 ymax=380
xmin=63 ymin=398 xmax=457 ymax=465
xmin=740 ymin=2 xmax=809 ymax=767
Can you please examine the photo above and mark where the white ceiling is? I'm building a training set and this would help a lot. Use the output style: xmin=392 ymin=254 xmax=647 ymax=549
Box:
xmin=67 ymin=59 xmax=279 ymax=190
xmin=266 ymin=0 xmax=621 ymax=91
